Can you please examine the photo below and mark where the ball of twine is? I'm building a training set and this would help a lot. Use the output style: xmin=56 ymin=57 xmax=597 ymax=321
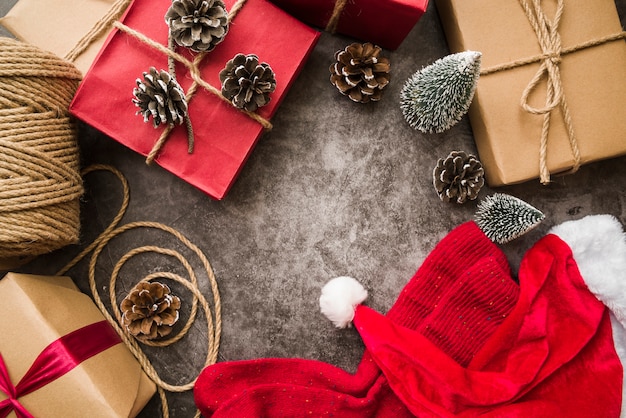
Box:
xmin=0 ymin=37 xmax=84 ymax=267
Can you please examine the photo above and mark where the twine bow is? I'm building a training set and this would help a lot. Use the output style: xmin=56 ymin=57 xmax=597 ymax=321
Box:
xmin=114 ymin=0 xmax=273 ymax=164
xmin=519 ymin=0 xmax=576 ymax=185
xmin=326 ymin=0 xmax=349 ymax=33
xmin=480 ymin=0 xmax=626 ymax=185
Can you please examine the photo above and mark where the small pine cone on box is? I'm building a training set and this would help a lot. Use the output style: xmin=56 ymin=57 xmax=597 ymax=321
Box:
xmin=121 ymin=281 xmax=181 ymax=340
xmin=329 ymin=42 xmax=390 ymax=103
xmin=165 ymin=0 xmax=229 ymax=52
xmin=433 ymin=151 xmax=485 ymax=204
xmin=219 ymin=53 xmax=277 ymax=112
xmin=133 ymin=67 xmax=188 ymax=128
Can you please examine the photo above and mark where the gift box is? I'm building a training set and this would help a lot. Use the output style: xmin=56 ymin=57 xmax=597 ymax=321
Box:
xmin=435 ymin=0 xmax=626 ymax=186
xmin=0 ymin=0 xmax=124 ymax=74
xmin=69 ymin=0 xmax=320 ymax=200
xmin=269 ymin=0 xmax=428 ymax=50
xmin=0 ymin=273 xmax=156 ymax=417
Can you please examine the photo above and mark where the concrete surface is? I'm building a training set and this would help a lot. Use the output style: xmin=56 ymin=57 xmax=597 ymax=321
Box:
xmin=2 ymin=0 xmax=626 ymax=416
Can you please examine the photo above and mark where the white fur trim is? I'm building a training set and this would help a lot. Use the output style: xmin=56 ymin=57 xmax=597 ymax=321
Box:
xmin=549 ymin=215 xmax=626 ymax=325
xmin=320 ymin=276 xmax=368 ymax=328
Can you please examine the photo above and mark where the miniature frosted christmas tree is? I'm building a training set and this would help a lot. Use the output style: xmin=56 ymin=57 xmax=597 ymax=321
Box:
xmin=475 ymin=193 xmax=545 ymax=244
xmin=400 ymin=50 xmax=481 ymax=133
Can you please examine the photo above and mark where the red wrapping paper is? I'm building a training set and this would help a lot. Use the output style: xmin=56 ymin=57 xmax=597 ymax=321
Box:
xmin=268 ymin=0 xmax=428 ymax=50
xmin=70 ymin=0 xmax=320 ymax=200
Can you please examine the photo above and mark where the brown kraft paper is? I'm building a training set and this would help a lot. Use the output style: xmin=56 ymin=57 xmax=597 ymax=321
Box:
xmin=0 ymin=0 xmax=123 ymax=74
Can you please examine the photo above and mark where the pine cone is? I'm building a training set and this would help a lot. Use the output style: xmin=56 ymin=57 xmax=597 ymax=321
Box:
xmin=329 ymin=42 xmax=390 ymax=103
xmin=165 ymin=0 xmax=229 ymax=52
xmin=133 ymin=67 xmax=188 ymax=128
xmin=120 ymin=281 xmax=181 ymax=340
xmin=219 ymin=53 xmax=276 ymax=112
xmin=433 ymin=151 xmax=485 ymax=203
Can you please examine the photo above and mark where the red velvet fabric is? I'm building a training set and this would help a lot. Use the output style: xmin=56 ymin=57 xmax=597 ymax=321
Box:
xmin=355 ymin=234 xmax=623 ymax=417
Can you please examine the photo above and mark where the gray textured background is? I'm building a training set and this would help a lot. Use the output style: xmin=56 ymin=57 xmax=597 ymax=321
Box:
xmin=2 ymin=0 xmax=626 ymax=416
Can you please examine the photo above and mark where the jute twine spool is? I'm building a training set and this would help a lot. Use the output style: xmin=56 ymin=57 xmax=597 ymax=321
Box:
xmin=0 ymin=37 xmax=83 ymax=269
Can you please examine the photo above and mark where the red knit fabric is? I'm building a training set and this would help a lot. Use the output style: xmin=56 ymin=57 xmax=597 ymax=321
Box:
xmin=385 ymin=221 xmax=519 ymax=366
xmin=355 ymin=233 xmax=623 ymax=417
xmin=194 ymin=221 xmax=520 ymax=417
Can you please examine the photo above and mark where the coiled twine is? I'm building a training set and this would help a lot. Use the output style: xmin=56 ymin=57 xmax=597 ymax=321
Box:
xmin=0 ymin=37 xmax=83 ymax=267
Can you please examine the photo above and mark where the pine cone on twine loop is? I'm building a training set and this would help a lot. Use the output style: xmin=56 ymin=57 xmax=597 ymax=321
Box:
xmin=165 ymin=0 xmax=229 ymax=52
xmin=121 ymin=281 xmax=182 ymax=340
xmin=330 ymin=42 xmax=390 ymax=103
xmin=132 ymin=67 xmax=189 ymax=128
xmin=433 ymin=151 xmax=485 ymax=204
xmin=219 ymin=53 xmax=277 ymax=112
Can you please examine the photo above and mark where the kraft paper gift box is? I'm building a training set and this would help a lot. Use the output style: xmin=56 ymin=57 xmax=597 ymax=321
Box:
xmin=0 ymin=273 xmax=156 ymax=417
xmin=69 ymin=0 xmax=320 ymax=200
xmin=0 ymin=0 xmax=125 ymax=74
xmin=435 ymin=0 xmax=626 ymax=186
xmin=268 ymin=0 xmax=429 ymax=50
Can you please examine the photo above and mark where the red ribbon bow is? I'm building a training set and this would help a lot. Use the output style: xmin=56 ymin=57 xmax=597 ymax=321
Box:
xmin=0 ymin=320 xmax=122 ymax=418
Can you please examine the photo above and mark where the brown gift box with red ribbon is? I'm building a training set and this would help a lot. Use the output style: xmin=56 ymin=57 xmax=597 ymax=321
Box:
xmin=435 ymin=0 xmax=626 ymax=186
xmin=0 ymin=273 xmax=155 ymax=418
xmin=268 ymin=0 xmax=429 ymax=50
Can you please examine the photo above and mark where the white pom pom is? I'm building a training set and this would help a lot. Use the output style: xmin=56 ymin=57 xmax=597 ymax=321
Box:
xmin=319 ymin=276 xmax=368 ymax=328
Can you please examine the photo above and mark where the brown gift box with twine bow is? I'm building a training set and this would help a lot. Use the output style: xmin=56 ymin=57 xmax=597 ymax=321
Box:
xmin=435 ymin=0 xmax=626 ymax=186
xmin=0 ymin=273 xmax=156 ymax=417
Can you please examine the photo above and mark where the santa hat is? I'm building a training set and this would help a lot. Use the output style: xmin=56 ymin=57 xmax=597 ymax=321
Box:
xmin=321 ymin=221 xmax=520 ymax=367
xmin=321 ymin=215 xmax=626 ymax=417
xmin=194 ymin=221 xmax=522 ymax=417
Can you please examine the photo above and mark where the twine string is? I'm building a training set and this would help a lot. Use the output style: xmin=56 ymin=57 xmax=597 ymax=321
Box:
xmin=167 ymin=32 xmax=195 ymax=154
xmin=64 ymin=0 xmax=133 ymax=63
xmin=56 ymin=165 xmax=221 ymax=418
xmin=480 ymin=0 xmax=626 ymax=184
xmin=325 ymin=0 xmax=349 ymax=33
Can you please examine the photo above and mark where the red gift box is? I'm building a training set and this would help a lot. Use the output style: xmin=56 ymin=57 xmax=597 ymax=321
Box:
xmin=70 ymin=0 xmax=320 ymax=200
xmin=268 ymin=0 xmax=428 ymax=50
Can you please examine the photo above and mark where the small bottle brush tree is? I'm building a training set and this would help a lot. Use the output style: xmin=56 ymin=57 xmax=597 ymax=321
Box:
xmin=400 ymin=50 xmax=482 ymax=133
xmin=475 ymin=193 xmax=545 ymax=244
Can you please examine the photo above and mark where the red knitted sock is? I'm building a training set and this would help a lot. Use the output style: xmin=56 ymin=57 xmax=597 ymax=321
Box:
xmin=194 ymin=222 xmax=518 ymax=416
